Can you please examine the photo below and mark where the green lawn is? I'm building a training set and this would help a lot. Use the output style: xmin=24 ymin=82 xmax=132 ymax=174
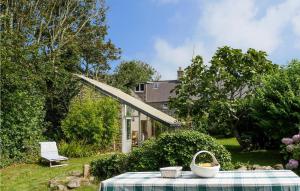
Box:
xmin=0 ymin=156 xmax=100 ymax=191
xmin=216 ymin=137 xmax=283 ymax=166
xmin=1 ymin=138 xmax=283 ymax=191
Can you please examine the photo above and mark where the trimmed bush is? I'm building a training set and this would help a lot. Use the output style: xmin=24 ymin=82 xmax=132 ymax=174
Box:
xmin=155 ymin=130 xmax=232 ymax=169
xmin=91 ymin=130 xmax=232 ymax=179
xmin=61 ymin=96 xmax=119 ymax=148
xmin=128 ymin=138 xmax=160 ymax=171
xmin=91 ymin=153 xmax=129 ymax=180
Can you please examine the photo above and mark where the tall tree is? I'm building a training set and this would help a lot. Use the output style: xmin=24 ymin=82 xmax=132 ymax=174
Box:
xmin=170 ymin=46 xmax=277 ymax=141
xmin=236 ymin=59 xmax=300 ymax=149
xmin=0 ymin=28 xmax=45 ymax=164
xmin=1 ymin=0 xmax=120 ymax=139
xmin=110 ymin=60 xmax=160 ymax=92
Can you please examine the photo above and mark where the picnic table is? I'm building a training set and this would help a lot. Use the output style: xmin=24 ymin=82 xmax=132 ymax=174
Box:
xmin=100 ymin=170 xmax=300 ymax=191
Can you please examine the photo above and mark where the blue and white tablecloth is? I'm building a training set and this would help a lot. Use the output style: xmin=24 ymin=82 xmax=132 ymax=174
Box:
xmin=100 ymin=170 xmax=300 ymax=191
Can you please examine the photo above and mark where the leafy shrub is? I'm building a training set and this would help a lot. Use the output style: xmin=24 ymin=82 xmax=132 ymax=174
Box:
xmin=204 ymin=102 xmax=233 ymax=137
xmin=91 ymin=153 xmax=129 ymax=180
xmin=0 ymin=33 xmax=46 ymax=167
xmin=61 ymin=97 xmax=119 ymax=148
xmin=58 ymin=141 xmax=98 ymax=158
xmin=236 ymin=60 xmax=300 ymax=150
xmin=91 ymin=130 xmax=232 ymax=179
xmin=154 ymin=130 xmax=232 ymax=170
xmin=0 ymin=90 xmax=45 ymax=168
xmin=128 ymin=138 xmax=160 ymax=171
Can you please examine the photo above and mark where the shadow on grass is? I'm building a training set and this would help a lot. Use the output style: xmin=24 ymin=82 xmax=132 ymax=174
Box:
xmin=217 ymin=137 xmax=283 ymax=166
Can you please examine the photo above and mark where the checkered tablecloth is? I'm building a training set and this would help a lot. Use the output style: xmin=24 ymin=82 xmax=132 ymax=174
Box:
xmin=100 ymin=170 xmax=300 ymax=191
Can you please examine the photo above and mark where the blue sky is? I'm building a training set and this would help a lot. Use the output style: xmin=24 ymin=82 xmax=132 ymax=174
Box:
xmin=106 ymin=0 xmax=300 ymax=79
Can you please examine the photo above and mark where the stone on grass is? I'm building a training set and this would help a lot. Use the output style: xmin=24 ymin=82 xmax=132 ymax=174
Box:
xmin=67 ymin=178 xmax=81 ymax=189
xmin=66 ymin=176 xmax=78 ymax=182
xmin=273 ymin=164 xmax=284 ymax=170
xmin=57 ymin=184 xmax=68 ymax=191
xmin=68 ymin=170 xmax=82 ymax=177
xmin=49 ymin=179 xmax=59 ymax=188
xmin=253 ymin=165 xmax=273 ymax=170
xmin=237 ymin=166 xmax=247 ymax=171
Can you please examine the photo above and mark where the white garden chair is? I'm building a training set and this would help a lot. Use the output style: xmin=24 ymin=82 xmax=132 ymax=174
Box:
xmin=39 ymin=142 xmax=68 ymax=167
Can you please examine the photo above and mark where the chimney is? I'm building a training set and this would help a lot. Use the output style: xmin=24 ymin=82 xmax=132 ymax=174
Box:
xmin=177 ymin=67 xmax=183 ymax=80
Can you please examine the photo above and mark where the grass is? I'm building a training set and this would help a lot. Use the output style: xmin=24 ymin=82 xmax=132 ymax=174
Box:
xmin=216 ymin=137 xmax=283 ymax=166
xmin=1 ymin=138 xmax=283 ymax=191
xmin=0 ymin=156 xmax=100 ymax=191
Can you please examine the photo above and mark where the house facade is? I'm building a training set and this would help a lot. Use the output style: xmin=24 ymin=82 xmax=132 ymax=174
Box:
xmin=76 ymin=68 xmax=183 ymax=153
xmin=134 ymin=67 xmax=183 ymax=115
xmin=76 ymin=74 xmax=179 ymax=153
xmin=127 ymin=68 xmax=183 ymax=149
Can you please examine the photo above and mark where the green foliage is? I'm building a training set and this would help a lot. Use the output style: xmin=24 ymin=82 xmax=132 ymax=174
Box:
xmin=110 ymin=60 xmax=160 ymax=92
xmin=291 ymin=144 xmax=300 ymax=161
xmin=128 ymin=139 xmax=161 ymax=171
xmin=152 ymin=120 xmax=171 ymax=137
xmin=58 ymin=141 xmax=98 ymax=158
xmin=170 ymin=46 xmax=277 ymax=138
xmin=0 ymin=31 xmax=45 ymax=167
xmin=91 ymin=153 xmax=129 ymax=180
xmin=91 ymin=130 xmax=232 ymax=179
xmin=61 ymin=97 xmax=119 ymax=148
xmin=237 ymin=60 xmax=300 ymax=149
xmin=152 ymin=130 xmax=232 ymax=170
xmin=1 ymin=0 xmax=120 ymax=140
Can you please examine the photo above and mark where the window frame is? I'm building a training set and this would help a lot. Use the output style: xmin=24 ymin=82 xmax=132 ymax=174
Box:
xmin=135 ymin=83 xmax=145 ymax=92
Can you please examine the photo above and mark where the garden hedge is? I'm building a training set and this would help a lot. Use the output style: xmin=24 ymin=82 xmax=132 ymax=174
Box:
xmin=91 ymin=130 xmax=232 ymax=180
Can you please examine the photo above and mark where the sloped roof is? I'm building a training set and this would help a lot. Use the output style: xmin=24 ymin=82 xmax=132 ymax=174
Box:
xmin=145 ymin=81 xmax=178 ymax=102
xmin=75 ymin=74 xmax=180 ymax=127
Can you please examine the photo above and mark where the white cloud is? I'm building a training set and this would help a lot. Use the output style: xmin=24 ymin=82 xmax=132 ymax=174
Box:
xmin=149 ymin=0 xmax=300 ymax=79
xmin=151 ymin=38 xmax=208 ymax=79
xmin=201 ymin=0 xmax=300 ymax=52
xmin=292 ymin=13 xmax=300 ymax=49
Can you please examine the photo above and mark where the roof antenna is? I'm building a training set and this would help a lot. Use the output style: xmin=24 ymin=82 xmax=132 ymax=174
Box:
xmin=192 ymin=44 xmax=195 ymax=59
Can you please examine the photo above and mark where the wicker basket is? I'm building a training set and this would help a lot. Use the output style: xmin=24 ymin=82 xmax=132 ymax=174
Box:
xmin=160 ymin=166 xmax=182 ymax=178
xmin=190 ymin=150 xmax=220 ymax=178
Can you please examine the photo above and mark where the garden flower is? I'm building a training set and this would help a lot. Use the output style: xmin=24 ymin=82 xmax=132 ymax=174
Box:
xmin=286 ymin=144 xmax=294 ymax=152
xmin=281 ymin=138 xmax=294 ymax=145
xmin=292 ymin=134 xmax=300 ymax=143
xmin=285 ymin=159 xmax=299 ymax=170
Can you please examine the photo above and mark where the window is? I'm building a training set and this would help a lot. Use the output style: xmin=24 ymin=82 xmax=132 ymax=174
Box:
xmin=162 ymin=103 xmax=168 ymax=110
xmin=126 ymin=119 xmax=131 ymax=140
xmin=153 ymin=82 xmax=159 ymax=89
xmin=135 ymin=83 xmax=145 ymax=92
xmin=126 ymin=106 xmax=133 ymax=117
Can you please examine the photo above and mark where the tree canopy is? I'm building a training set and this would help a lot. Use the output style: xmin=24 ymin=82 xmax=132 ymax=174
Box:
xmin=169 ymin=46 xmax=277 ymax=137
xmin=110 ymin=60 xmax=160 ymax=92
xmin=1 ymin=0 xmax=120 ymax=139
xmin=0 ymin=0 xmax=120 ymax=165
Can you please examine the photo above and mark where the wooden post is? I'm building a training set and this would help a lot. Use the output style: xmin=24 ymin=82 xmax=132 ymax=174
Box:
xmin=83 ymin=164 xmax=90 ymax=178
xmin=121 ymin=104 xmax=126 ymax=153
xmin=138 ymin=111 xmax=141 ymax=146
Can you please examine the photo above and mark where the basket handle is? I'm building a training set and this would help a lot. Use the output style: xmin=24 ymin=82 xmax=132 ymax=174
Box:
xmin=191 ymin=150 xmax=219 ymax=166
